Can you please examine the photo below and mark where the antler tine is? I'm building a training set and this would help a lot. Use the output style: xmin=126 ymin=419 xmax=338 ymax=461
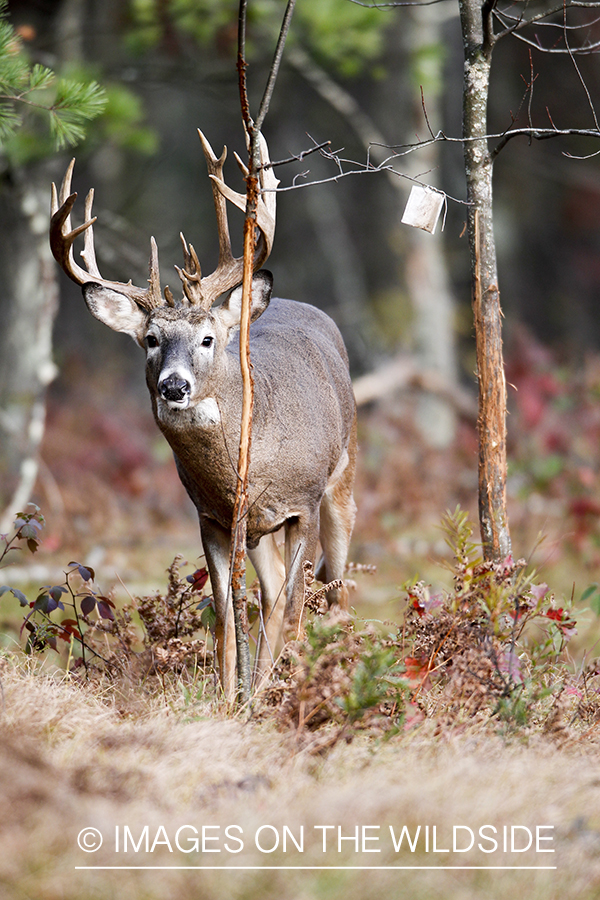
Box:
xmin=148 ymin=237 xmax=162 ymax=304
xmin=192 ymin=129 xmax=278 ymax=306
xmin=49 ymin=159 xmax=163 ymax=310
xmin=52 ymin=157 xmax=76 ymax=216
xmin=190 ymin=130 xmax=242 ymax=307
xmin=175 ymin=233 xmax=205 ymax=306
xmin=198 ymin=131 xmax=236 ymax=268
xmin=223 ymin=134 xmax=278 ymax=267
xmin=258 ymin=131 xmax=279 ymax=230
xmin=80 ymin=188 xmax=101 ymax=278
xmin=231 ymin=133 xmax=278 ymax=218
xmin=50 ymin=190 xmax=97 ymax=283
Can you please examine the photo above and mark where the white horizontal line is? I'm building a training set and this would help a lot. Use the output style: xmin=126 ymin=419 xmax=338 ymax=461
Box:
xmin=75 ymin=865 xmax=558 ymax=871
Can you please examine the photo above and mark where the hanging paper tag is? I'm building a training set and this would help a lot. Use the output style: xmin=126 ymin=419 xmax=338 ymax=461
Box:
xmin=401 ymin=185 xmax=445 ymax=234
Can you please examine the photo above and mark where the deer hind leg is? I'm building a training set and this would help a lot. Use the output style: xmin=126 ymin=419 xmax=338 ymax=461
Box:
xmin=248 ymin=534 xmax=286 ymax=685
xmin=315 ymin=419 xmax=358 ymax=611
xmin=199 ymin=516 xmax=237 ymax=702
xmin=282 ymin=512 xmax=320 ymax=642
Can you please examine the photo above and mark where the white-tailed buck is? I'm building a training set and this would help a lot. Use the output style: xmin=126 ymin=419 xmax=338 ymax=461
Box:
xmin=50 ymin=131 xmax=357 ymax=698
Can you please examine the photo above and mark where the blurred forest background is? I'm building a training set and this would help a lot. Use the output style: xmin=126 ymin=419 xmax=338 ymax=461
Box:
xmin=2 ymin=0 xmax=600 ymax=644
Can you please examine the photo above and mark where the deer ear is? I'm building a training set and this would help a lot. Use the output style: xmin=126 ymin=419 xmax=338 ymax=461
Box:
xmin=83 ymin=283 xmax=148 ymax=345
xmin=218 ymin=270 xmax=273 ymax=331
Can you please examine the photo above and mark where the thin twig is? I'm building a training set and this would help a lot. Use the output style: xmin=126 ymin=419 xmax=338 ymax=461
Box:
xmin=256 ymin=0 xmax=297 ymax=130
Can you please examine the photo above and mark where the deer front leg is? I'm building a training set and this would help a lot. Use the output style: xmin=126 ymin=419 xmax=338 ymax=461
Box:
xmin=283 ymin=513 xmax=320 ymax=642
xmin=199 ymin=515 xmax=237 ymax=701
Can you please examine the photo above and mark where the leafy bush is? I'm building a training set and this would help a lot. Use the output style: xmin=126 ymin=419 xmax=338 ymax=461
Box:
xmin=1 ymin=507 xmax=214 ymax=681
xmin=257 ymin=506 xmax=595 ymax=749
xmin=2 ymin=505 xmax=599 ymax=747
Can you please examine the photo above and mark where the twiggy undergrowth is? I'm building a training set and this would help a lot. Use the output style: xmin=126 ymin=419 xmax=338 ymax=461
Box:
xmin=1 ymin=505 xmax=600 ymax=751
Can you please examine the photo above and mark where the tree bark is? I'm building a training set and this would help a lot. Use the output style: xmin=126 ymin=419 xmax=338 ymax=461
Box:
xmin=228 ymin=145 xmax=258 ymax=706
xmin=459 ymin=0 xmax=511 ymax=560
xmin=229 ymin=0 xmax=296 ymax=704
xmin=0 ymin=173 xmax=59 ymax=533
xmin=0 ymin=0 xmax=88 ymax=533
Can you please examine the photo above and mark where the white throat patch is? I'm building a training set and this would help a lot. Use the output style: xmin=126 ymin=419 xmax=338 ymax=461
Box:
xmin=195 ymin=397 xmax=220 ymax=426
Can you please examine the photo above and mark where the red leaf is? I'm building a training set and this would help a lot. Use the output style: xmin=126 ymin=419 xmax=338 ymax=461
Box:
xmin=404 ymin=655 xmax=431 ymax=688
xmin=60 ymin=622 xmax=82 ymax=641
xmin=80 ymin=595 xmax=96 ymax=617
xmin=411 ymin=600 xmax=425 ymax=617
xmin=97 ymin=600 xmax=114 ymax=620
xmin=187 ymin=567 xmax=209 ymax=592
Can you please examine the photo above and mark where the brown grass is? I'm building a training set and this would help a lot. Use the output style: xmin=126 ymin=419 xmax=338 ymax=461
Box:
xmin=1 ymin=652 xmax=600 ymax=900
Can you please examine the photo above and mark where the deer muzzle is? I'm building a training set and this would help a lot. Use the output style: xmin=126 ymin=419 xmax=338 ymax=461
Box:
xmin=158 ymin=372 xmax=192 ymax=409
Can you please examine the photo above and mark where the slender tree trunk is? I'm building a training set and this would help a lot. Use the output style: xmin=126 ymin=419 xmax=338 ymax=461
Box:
xmin=459 ymin=0 xmax=511 ymax=561
xmin=405 ymin=5 xmax=458 ymax=449
xmin=0 ymin=0 xmax=88 ymax=532
xmin=0 ymin=174 xmax=59 ymax=532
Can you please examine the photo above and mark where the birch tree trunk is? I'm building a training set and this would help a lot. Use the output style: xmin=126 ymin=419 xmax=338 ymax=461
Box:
xmin=459 ymin=0 xmax=511 ymax=560
xmin=0 ymin=174 xmax=59 ymax=532
xmin=0 ymin=0 xmax=87 ymax=532
xmin=405 ymin=5 xmax=458 ymax=449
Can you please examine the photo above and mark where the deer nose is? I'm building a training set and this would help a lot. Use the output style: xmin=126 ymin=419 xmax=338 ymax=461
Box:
xmin=158 ymin=373 xmax=191 ymax=404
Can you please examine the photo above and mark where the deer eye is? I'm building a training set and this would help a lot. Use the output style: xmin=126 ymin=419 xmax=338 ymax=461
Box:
xmin=201 ymin=335 xmax=213 ymax=348
xmin=145 ymin=334 xmax=159 ymax=349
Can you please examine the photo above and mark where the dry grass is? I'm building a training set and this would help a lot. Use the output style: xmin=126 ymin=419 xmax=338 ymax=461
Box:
xmin=1 ymin=652 xmax=600 ymax=900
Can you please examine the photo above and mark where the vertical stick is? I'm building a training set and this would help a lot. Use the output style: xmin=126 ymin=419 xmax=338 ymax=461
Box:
xmin=228 ymin=0 xmax=297 ymax=705
xmin=228 ymin=165 xmax=259 ymax=704
xmin=226 ymin=0 xmax=257 ymax=705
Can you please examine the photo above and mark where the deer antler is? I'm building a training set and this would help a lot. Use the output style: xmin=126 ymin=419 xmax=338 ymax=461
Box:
xmin=176 ymin=130 xmax=279 ymax=309
xmin=50 ymin=159 xmax=165 ymax=311
xmin=50 ymin=131 xmax=279 ymax=312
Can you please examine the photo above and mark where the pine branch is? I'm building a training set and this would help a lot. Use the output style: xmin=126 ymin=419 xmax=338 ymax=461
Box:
xmin=0 ymin=4 xmax=106 ymax=150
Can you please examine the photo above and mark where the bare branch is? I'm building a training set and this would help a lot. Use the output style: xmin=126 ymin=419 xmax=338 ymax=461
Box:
xmin=263 ymin=141 xmax=331 ymax=170
xmin=256 ymin=0 xmax=297 ymax=130
xmin=348 ymin=0 xmax=454 ymax=7
xmin=563 ymin=0 xmax=600 ymax=130
xmin=263 ymin=122 xmax=600 ymax=197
